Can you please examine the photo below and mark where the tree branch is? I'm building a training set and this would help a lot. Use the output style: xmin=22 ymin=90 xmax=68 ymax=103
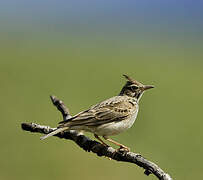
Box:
xmin=21 ymin=96 xmax=173 ymax=180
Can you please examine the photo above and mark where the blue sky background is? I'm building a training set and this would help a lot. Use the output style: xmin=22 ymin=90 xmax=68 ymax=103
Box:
xmin=1 ymin=0 xmax=202 ymax=64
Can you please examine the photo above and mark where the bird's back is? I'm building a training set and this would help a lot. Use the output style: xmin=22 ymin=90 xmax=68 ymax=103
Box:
xmin=58 ymin=95 xmax=138 ymax=129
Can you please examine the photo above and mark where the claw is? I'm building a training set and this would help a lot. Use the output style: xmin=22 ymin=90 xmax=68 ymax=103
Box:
xmin=118 ymin=145 xmax=130 ymax=152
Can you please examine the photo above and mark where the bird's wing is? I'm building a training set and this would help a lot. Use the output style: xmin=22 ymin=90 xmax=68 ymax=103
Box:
xmin=58 ymin=96 xmax=135 ymax=127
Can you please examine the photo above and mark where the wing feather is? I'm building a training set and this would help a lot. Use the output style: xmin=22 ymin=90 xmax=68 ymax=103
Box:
xmin=58 ymin=96 xmax=135 ymax=127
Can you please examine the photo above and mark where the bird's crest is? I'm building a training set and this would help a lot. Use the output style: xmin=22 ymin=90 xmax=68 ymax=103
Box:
xmin=123 ymin=74 xmax=143 ymax=86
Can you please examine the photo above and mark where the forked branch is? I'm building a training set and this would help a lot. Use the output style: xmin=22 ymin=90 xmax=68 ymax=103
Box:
xmin=21 ymin=96 xmax=173 ymax=180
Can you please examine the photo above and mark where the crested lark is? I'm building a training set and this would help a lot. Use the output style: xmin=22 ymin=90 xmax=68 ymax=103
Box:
xmin=41 ymin=75 xmax=154 ymax=151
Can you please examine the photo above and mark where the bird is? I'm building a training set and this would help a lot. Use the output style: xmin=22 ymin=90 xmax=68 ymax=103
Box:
xmin=40 ymin=75 xmax=154 ymax=151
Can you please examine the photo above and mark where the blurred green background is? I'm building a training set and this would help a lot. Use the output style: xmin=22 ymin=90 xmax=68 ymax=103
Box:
xmin=1 ymin=1 xmax=203 ymax=180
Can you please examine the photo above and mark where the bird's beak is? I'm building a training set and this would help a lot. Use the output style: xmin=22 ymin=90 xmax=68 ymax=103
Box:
xmin=142 ymin=85 xmax=155 ymax=91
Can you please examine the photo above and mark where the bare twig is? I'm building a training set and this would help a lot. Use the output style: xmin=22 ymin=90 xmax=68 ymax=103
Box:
xmin=21 ymin=96 xmax=173 ymax=180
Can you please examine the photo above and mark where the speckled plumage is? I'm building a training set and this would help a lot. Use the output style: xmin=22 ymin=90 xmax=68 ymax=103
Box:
xmin=41 ymin=75 xmax=154 ymax=150
xmin=58 ymin=96 xmax=138 ymax=136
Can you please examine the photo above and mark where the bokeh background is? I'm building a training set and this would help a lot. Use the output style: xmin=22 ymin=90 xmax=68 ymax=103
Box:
xmin=1 ymin=0 xmax=203 ymax=180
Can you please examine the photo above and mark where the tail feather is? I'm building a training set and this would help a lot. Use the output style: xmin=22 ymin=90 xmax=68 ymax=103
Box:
xmin=40 ymin=127 xmax=69 ymax=140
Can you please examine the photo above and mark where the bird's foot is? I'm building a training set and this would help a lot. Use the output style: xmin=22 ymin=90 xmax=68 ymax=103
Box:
xmin=110 ymin=145 xmax=130 ymax=160
xmin=118 ymin=145 xmax=130 ymax=152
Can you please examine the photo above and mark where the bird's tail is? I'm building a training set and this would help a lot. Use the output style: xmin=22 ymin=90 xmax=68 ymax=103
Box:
xmin=40 ymin=127 xmax=69 ymax=140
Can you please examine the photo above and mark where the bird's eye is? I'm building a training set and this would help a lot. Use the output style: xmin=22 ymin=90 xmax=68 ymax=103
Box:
xmin=131 ymin=85 xmax=138 ymax=91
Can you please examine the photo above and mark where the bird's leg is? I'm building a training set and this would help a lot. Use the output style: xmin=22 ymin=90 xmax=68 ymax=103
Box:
xmin=94 ymin=134 xmax=108 ymax=146
xmin=103 ymin=136 xmax=130 ymax=151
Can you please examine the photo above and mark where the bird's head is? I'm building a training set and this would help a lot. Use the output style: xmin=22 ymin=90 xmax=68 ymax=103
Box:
xmin=119 ymin=74 xmax=154 ymax=102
